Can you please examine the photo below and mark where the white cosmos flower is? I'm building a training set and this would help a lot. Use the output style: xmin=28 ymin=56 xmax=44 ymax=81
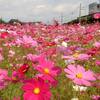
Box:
xmin=97 ymin=30 xmax=100 ymax=32
xmin=65 ymin=60 xmax=75 ymax=64
xmin=0 ymin=29 xmax=6 ymax=32
xmin=71 ymin=98 xmax=79 ymax=100
xmin=73 ymin=85 xmax=87 ymax=91
xmin=61 ymin=41 xmax=68 ymax=47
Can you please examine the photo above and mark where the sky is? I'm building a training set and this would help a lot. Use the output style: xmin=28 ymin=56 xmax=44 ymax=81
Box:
xmin=0 ymin=0 xmax=99 ymax=23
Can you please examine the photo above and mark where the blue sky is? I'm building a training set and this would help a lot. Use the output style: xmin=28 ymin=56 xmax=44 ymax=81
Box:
xmin=0 ymin=0 xmax=99 ymax=23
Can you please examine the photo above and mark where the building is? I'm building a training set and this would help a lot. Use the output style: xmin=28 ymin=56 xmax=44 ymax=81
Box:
xmin=89 ymin=2 xmax=100 ymax=14
xmin=64 ymin=2 xmax=100 ymax=24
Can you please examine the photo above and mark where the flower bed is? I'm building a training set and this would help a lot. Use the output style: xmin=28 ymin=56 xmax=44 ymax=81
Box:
xmin=0 ymin=22 xmax=100 ymax=100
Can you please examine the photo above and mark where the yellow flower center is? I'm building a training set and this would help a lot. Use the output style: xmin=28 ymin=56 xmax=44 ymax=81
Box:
xmin=73 ymin=53 xmax=79 ymax=58
xmin=44 ymin=68 xmax=50 ymax=74
xmin=33 ymin=88 xmax=40 ymax=94
xmin=76 ymin=73 xmax=83 ymax=78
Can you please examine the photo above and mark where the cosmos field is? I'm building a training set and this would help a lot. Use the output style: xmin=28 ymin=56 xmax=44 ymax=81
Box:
xmin=0 ymin=21 xmax=100 ymax=100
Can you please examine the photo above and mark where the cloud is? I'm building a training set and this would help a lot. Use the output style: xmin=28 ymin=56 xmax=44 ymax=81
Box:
xmin=0 ymin=0 xmax=98 ymax=23
xmin=36 ymin=5 xmax=46 ymax=8
xmin=54 ymin=3 xmax=79 ymax=13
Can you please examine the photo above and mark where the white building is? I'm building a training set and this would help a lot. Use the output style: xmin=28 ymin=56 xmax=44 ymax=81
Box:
xmin=89 ymin=2 xmax=100 ymax=14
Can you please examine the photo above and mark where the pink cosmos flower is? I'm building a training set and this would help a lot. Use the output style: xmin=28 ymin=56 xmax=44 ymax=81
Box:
xmin=13 ymin=97 xmax=20 ymax=100
xmin=0 ymin=48 xmax=3 ymax=53
xmin=64 ymin=64 xmax=96 ymax=86
xmin=15 ymin=38 xmax=23 ymax=46
xmin=95 ymin=60 xmax=100 ymax=66
xmin=93 ymin=13 xmax=100 ymax=19
xmin=8 ymin=50 xmax=15 ymax=57
xmin=9 ymin=70 xmax=26 ymax=83
xmin=27 ymin=54 xmax=46 ymax=64
xmin=91 ymin=95 xmax=100 ymax=100
xmin=93 ymin=42 xmax=100 ymax=48
xmin=16 ymin=35 xmax=37 ymax=47
xmin=22 ymin=35 xmax=37 ymax=47
xmin=11 ymin=71 xmax=20 ymax=82
xmin=63 ymin=53 xmax=90 ymax=61
xmin=35 ymin=60 xmax=61 ymax=78
xmin=22 ymin=78 xmax=51 ymax=100
xmin=0 ymin=54 xmax=3 ymax=62
xmin=62 ymin=55 xmax=76 ymax=61
xmin=0 ymin=69 xmax=8 ymax=90
xmin=27 ymin=54 xmax=39 ymax=61
xmin=35 ymin=59 xmax=61 ymax=86
xmin=92 ymin=81 xmax=100 ymax=88
xmin=77 ymin=54 xmax=91 ymax=61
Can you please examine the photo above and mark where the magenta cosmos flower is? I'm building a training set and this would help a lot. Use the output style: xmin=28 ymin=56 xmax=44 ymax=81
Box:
xmin=64 ymin=64 xmax=96 ymax=86
xmin=22 ymin=78 xmax=51 ymax=100
xmin=35 ymin=59 xmax=61 ymax=83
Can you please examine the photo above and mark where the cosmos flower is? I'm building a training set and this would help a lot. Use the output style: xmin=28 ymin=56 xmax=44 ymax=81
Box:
xmin=22 ymin=78 xmax=51 ymax=100
xmin=64 ymin=59 xmax=75 ymax=65
xmin=16 ymin=35 xmax=37 ymax=47
xmin=18 ymin=64 xmax=29 ymax=75
xmin=13 ymin=97 xmax=20 ymax=100
xmin=93 ymin=13 xmax=100 ymax=19
xmin=0 ymin=54 xmax=3 ymax=62
xmin=71 ymin=98 xmax=79 ymax=100
xmin=87 ymin=48 xmax=98 ymax=56
xmin=36 ymin=59 xmax=61 ymax=77
xmin=8 ymin=50 xmax=15 ymax=57
xmin=91 ymin=95 xmax=100 ymax=100
xmin=95 ymin=60 xmax=100 ymax=66
xmin=77 ymin=54 xmax=91 ymax=61
xmin=22 ymin=35 xmax=37 ymax=47
xmin=27 ymin=54 xmax=39 ymax=61
xmin=0 ymin=69 xmax=8 ymax=90
xmin=93 ymin=42 xmax=100 ymax=48
xmin=64 ymin=64 xmax=96 ymax=86
xmin=0 ymin=31 xmax=9 ymax=39
xmin=73 ymin=85 xmax=87 ymax=91
xmin=9 ymin=70 xmax=25 ymax=83
xmin=61 ymin=41 xmax=68 ymax=47
xmin=35 ymin=59 xmax=61 ymax=86
xmin=62 ymin=53 xmax=91 ymax=61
